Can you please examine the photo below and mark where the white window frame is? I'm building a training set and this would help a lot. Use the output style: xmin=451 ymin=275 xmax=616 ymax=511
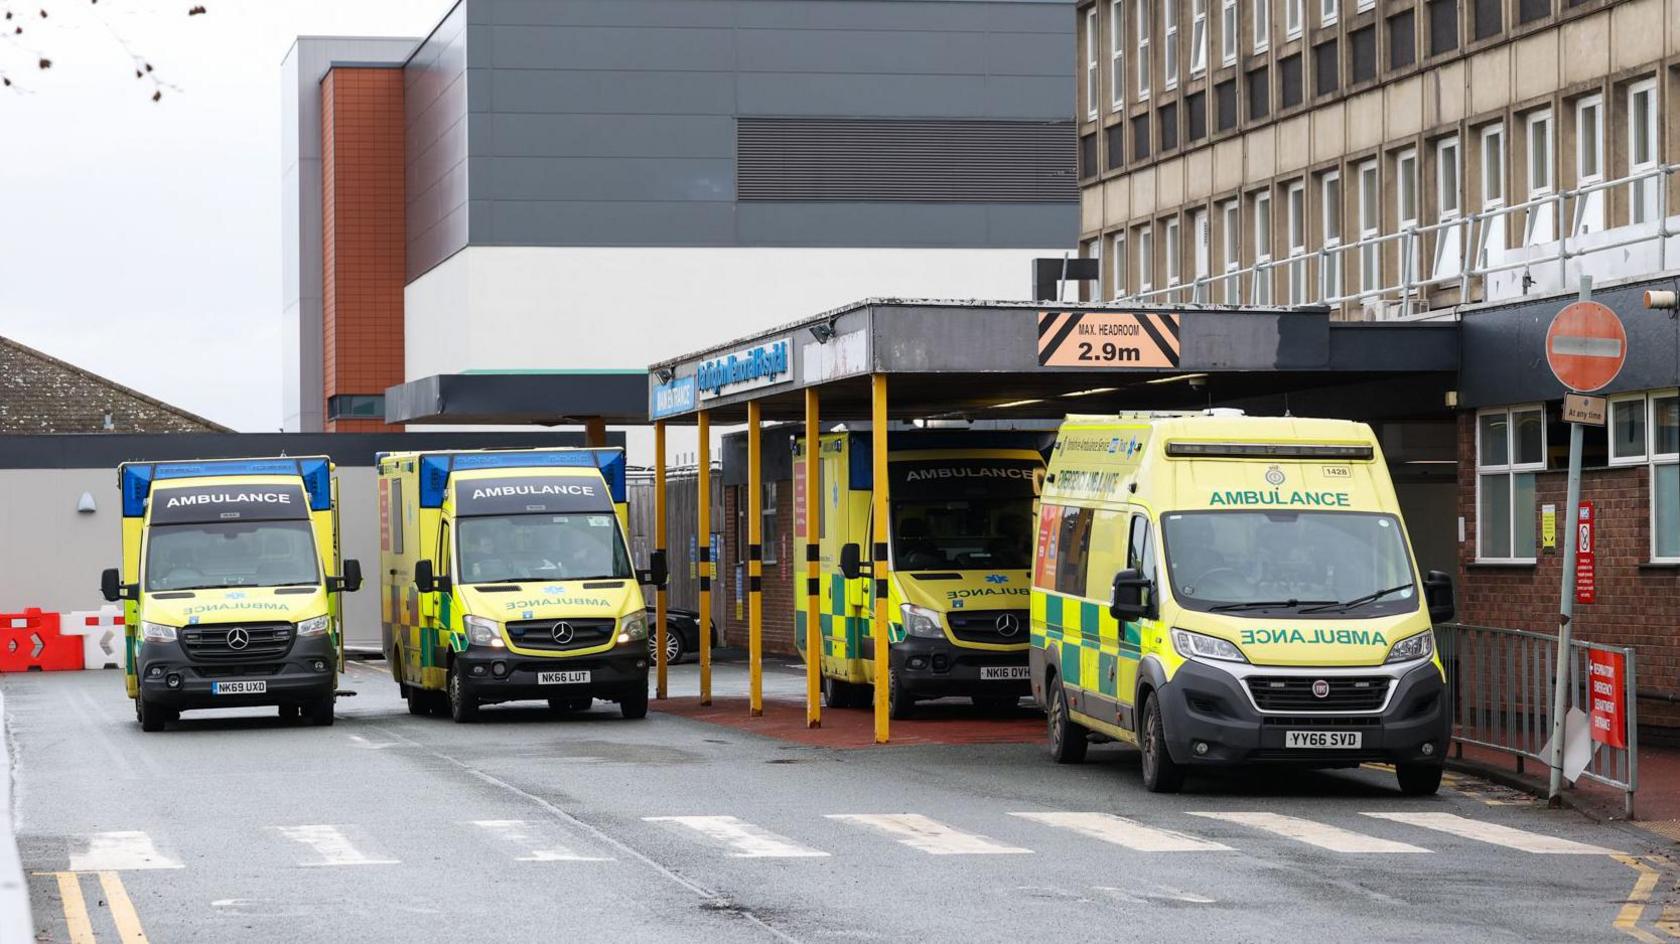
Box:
xmin=1111 ymin=230 xmax=1128 ymax=299
xmin=1082 ymin=237 xmax=1101 ymax=300
xmin=1357 ymin=0 xmax=1374 ymax=11
xmin=1221 ymin=199 xmax=1241 ymax=304
xmin=1190 ymin=207 xmax=1211 ymax=299
xmin=1165 ymin=216 xmax=1182 ymax=293
xmin=1191 ymin=0 xmax=1209 ymax=76
xmin=1137 ymin=225 xmax=1155 ymax=294
xmin=1164 ymin=0 xmax=1180 ymax=90
xmin=1286 ymin=180 xmax=1307 ymax=305
xmin=1137 ymin=0 xmax=1153 ymax=101
xmin=1609 ymin=392 xmax=1650 ymax=467
xmin=1110 ymin=0 xmax=1126 ymax=111
xmin=1525 ymin=109 xmax=1555 ymax=246
xmin=1285 ymin=0 xmax=1303 ymax=39
xmin=1321 ymin=170 xmax=1342 ymax=301
xmin=1396 ymin=148 xmax=1419 ymax=288
xmin=1434 ymin=136 xmax=1462 ymax=280
xmin=1254 ymin=0 xmax=1270 ymax=52
xmin=1086 ymin=7 xmax=1100 ymax=121
xmin=1650 ymin=391 xmax=1680 ymax=562
xmin=1574 ymin=94 xmax=1605 ymax=234
xmin=1480 ymin=123 xmax=1507 ymax=262
xmin=1253 ymin=189 xmax=1274 ymax=305
xmin=1221 ymin=0 xmax=1238 ymax=65
xmin=1475 ymin=404 xmax=1547 ymax=564
xmin=1321 ymin=0 xmax=1337 ymax=27
xmin=1357 ymin=159 xmax=1380 ymax=296
xmin=1630 ymin=78 xmax=1660 ymax=225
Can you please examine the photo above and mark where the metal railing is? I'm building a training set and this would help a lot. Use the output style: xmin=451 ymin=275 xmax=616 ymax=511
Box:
xmin=1117 ymin=163 xmax=1677 ymax=318
xmin=1438 ymin=623 xmax=1638 ymax=817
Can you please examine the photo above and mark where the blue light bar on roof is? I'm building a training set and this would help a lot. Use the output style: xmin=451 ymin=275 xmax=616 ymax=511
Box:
xmin=121 ymin=457 xmax=332 ymax=516
xmin=417 ymin=450 xmax=628 ymax=507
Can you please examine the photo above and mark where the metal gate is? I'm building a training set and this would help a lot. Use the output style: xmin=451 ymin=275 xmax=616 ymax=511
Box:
xmin=626 ymin=466 xmax=724 ymax=616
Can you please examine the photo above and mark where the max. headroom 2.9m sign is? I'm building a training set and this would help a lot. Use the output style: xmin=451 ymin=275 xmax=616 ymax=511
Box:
xmin=697 ymin=337 xmax=792 ymax=400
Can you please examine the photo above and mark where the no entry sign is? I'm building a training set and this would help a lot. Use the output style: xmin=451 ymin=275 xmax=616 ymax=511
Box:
xmin=1546 ymin=301 xmax=1627 ymax=392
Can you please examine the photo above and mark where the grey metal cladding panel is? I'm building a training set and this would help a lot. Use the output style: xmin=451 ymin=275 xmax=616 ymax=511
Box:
xmin=733 ymin=0 xmax=1064 ymax=32
xmin=486 ymin=0 xmax=740 ymax=28
xmin=873 ymin=305 xmax=1043 ymax=371
xmin=737 ymin=201 xmax=1075 ymax=247
xmin=735 ymin=29 xmax=991 ymax=75
xmin=410 ymin=204 xmax=470 ymax=277
xmin=486 ymin=113 xmax=735 ymax=158
xmin=736 ymin=72 xmax=1072 ymax=119
xmin=477 ymin=156 xmax=735 ymax=202
xmin=481 ymin=198 xmax=737 ymax=246
xmin=983 ymin=29 xmax=1074 ymax=76
xmin=485 ymin=68 xmax=737 ymax=114
xmin=485 ymin=25 xmax=738 ymax=71
xmin=406 ymin=0 xmax=471 ymax=279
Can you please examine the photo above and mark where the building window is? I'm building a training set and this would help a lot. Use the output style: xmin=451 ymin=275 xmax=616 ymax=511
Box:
xmin=1215 ymin=80 xmax=1237 ymax=131
xmin=1138 ymin=0 xmax=1153 ymax=100
xmin=1286 ymin=180 xmax=1307 ymax=304
xmin=1280 ymin=54 xmax=1303 ymax=109
xmin=1525 ymin=109 xmax=1555 ymax=245
xmin=1428 ymin=0 xmax=1458 ymax=56
xmin=1357 ymin=0 xmax=1375 ymax=12
xmin=1607 ymin=392 xmax=1680 ymax=560
xmin=1574 ymin=94 xmax=1605 ymax=233
xmin=1221 ymin=199 xmax=1241 ymax=303
xmin=1080 ymin=132 xmax=1099 ymax=180
xmin=1106 ymin=123 xmax=1125 ymax=170
xmin=1222 ymin=0 xmax=1238 ymax=65
xmin=1434 ymin=136 xmax=1462 ymax=279
xmin=1255 ymin=0 xmax=1271 ymax=52
xmin=1476 ymin=405 xmax=1545 ymax=562
xmin=1358 ymin=159 xmax=1380 ymax=295
xmin=1191 ymin=0 xmax=1209 ymax=75
xmin=1186 ymin=91 xmax=1207 ymax=142
xmin=1137 ymin=225 xmax=1155 ymax=293
xmin=327 ymin=394 xmax=385 ymax=420
xmin=1133 ymin=113 xmax=1152 ymax=160
xmin=1285 ymin=0 xmax=1303 ymax=39
xmin=1396 ymin=148 xmax=1419 ymax=287
xmin=1247 ymin=66 xmax=1271 ymax=120
xmin=1164 ymin=0 xmax=1180 ymax=89
xmin=1321 ymin=171 xmax=1342 ymax=301
xmin=1610 ymin=394 xmax=1649 ymax=465
xmin=1480 ymin=123 xmax=1507 ymax=259
xmin=1350 ymin=26 xmax=1375 ymax=84
xmin=1111 ymin=0 xmax=1126 ymax=110
xmin=1086 ymin=7 xmax=1099 ymax=120
xmin=1321 ymin=0 xmax=1338 ymax=28
xmin=1473 ymin=0 xmax=1501 ymax=40
xmin=1314 ymin=40 xmax=1338 ymax=97
xmin=1191 ymin=207 xmax=1211 ymax=295
xmin=761 ymin=481 xmax=780 ymax=565
xmin=1630 ymin=79 xmax=1660 ymax=225
xmin=1165 ymin=216 xmax=1182 ymax=293
xmin=1159 ymin=102 xmax=1179 ymax=151
xmin=1253 ymin=189 xmax=1274 ymax=304
xmin=1082 ymin=237 xmax=1101 ymax=299
xmin=1389 ymin=10 xmax=1416 ymax=69
xmin=1112 ymin=231 xmax=1128 ymax=297
xmin=1518 ymin=0 xmax=1550 ymax=23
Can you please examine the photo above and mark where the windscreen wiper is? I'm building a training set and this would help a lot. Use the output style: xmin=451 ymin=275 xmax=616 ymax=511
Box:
xmin=1207 ymin=598 xmax=1335 ymax=612
xmin=1299 ymin=584 xmax=1415 ymax=614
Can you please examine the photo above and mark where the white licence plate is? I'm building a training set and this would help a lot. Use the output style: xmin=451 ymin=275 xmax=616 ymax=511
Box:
xmin=538 ymin=671 xmax=591 ymax=686
xmin=979 ymin=666 xmax=1031 ymax=680
xmin=1285 ymin=730 xmax=1362 ymax=749
xmin=211 ymin=680 xmax=267 ymax=695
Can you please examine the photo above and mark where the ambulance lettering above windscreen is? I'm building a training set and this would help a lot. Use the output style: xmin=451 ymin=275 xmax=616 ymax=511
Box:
xmin=890 ymin=460 xmax=1044 ymax=500
xmin=455 ymin=476 xmax=612 ymax=516
xmin=150 ymin=484 xmax=309 ymax=525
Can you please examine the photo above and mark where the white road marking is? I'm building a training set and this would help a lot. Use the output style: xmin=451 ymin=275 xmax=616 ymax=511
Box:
xmin=644 ymin=816 xmax=829 ymax=858
xmin=1186 ymin=812 xmax=1431 ymax=854
xmin=1011 ymin=811 xmax=1231 ymax=852
xmin=346 ymin=734 xmax=401 ymax=750
xmin=68 ymin=831 xmax=183 ymax=871
xmin=468 ymin=820 xmax=611 ymax=862
xmin=826 ymin=814 xmax=1032 ymax=855
xmin=1094 ymin=885 xmax=1219 ymax=905
xmin=1361 ymin=811 xmax=1618 ymax=854
xmin=270 ymin=825 xmax=399 ymax=867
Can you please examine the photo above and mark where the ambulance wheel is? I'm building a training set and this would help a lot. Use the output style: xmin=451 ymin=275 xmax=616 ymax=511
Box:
xmin=1396 ymin=762 xmax=1444 ymax=796
xmin=404 ymin=685 xmax=430 ymax=716
xmin=137 ymin=698 xmax=171 ymax=732
xmin=1140 ymin=692 xmax=1184 ymax=794
xmin=1045 ymin=674 xmax=1088 ymax=764
xmin=822 ymin=675 xmax=860 ymax=709
xmin=447 ymin=664 xmax=478 ymax=723
xmin=620 ymin=686 xmax=649 ymax=720
xmin=278 ymin=704 xmax=301 ymax=723
xmin=306 ymin=696 xmax=335 ymax=727
xmin=887 ymin=669 xmax=914 ymax=720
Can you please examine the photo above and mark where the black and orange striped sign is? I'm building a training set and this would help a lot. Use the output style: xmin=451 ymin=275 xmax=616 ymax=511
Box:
xmin=1037 ymin=311 xmax=1181 ymax=368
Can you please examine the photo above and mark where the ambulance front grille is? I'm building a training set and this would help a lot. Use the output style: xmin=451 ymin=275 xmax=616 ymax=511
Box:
xmin=505 ymin=618 xmax=615 ymax=652
xmin=179 ymin=623 xmax=293 ymax=661
xmin=1244 ymin=676 xmax=1391 ymax=712
xmin=946 ymin=610 xmax=1031 ymax=645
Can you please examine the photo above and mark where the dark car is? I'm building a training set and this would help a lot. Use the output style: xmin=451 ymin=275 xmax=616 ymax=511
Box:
xmin=645 ymin=607 xmax=717 ymax=665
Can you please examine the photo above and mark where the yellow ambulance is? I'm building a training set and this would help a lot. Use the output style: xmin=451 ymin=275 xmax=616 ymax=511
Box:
xmin=101 ymin=457 xmax=361 ymax=731
xmin=1032 ymin=412 xmax=1454 ymax=794
xmin=377 ymin=448 xmax=662 ymax=722
xmin=792 ymin=431 xmax=1048 ymax=717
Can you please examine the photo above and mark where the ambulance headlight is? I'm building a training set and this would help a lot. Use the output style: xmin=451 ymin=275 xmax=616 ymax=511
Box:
xmin=1385 ymin=630 xmax=1435 ymax=664
xmin=295 ymin=615 xmax=330 ymax=637
xmin=618 ymin=614 xmax=648 ymax=644
xmin=900 ymin=604 xmax=945 ymax=639
xmin=140 ymin=621 xmax=177 ymax=643
xmin=1170 ymin=628 xmax=1248 ymax=664
xmin=464 ymin=615 xmax=505 ymax=649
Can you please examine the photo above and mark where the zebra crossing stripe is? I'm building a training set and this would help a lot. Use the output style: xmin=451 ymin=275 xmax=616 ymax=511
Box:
xmin=270 ymin=825 xmax=399 ymax=867
xmin=826 ymin=814 xmax=1031 ymax=855
xmin=1187 ymin=812 xmax=1431 ymax=854
xmin=644 ymin=816 xmax=829 ymax=858
xmin=468 ymin=820 xmax=611 ymax=862
xmin=1010 ymin=811 xmax=1231 ymax=852
xmin=1361 ymin=812 xmax=1617 ymax=855
xmin=67 ymin=831 xmax=183 ymax=871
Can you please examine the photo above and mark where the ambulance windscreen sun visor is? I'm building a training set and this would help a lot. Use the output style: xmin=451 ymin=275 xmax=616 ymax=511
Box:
xmin=454 ymin=475 xmax=614 ymax=517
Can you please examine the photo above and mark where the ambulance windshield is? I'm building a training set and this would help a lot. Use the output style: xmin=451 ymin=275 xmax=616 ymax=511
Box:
xmin=1160 ymin=510 xmax=1418 ymax=617
xmin=891 ymin=500 xmax=1035 ymax=571
xmin=145 ymin=521 xmax=321 ymax=591
xmin=456 ymin=513 xmax=631 ymax=584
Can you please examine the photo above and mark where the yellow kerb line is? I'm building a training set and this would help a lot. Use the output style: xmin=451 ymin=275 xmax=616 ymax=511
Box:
xmin=52 ymin=871 xmax=97 ymax=944
xmin=1612 ymin=854 xmax=1665 ymax=943
xmin=98 ymin=870 xmax=151 ymax=944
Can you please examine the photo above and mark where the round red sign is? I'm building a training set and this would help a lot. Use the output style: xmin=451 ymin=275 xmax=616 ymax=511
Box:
xmin=1545 ymin=301 xmax=1627 ymax=393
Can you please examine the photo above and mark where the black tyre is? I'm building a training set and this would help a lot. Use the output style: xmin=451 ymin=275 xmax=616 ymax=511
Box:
xmin=822 ymin=674 xmax=860 ymax=709
xmin=447 ymin=663 xmax=478 ymax=723
xmin=887 ymin=668 xmax=914 ymax=720
xmin=306 ymin=696 xmax=335 ymax=727
xmin=138 ymin=698 xmax=169 ymax=733
xmin=1139 ymin=692 xmax=1185 ymax=794
xmin=404 ymin=685 xmax=430 ymax=716
xmin=1045 ymin=674 xmax=1088 ymax=764
xmin=620 ymin=685 xmax=649 ymax=720
xmin=1396 ymin=763 xmax=1444 ymax=796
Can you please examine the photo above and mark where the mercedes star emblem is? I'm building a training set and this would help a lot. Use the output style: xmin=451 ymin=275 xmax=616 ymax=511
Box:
xmin=551 ymin=621 xmax=575 ymax=645
xmin=994 ymin=613 xmax=1021 ymax=638
xmin=226 ymin=627 xmax=250 ymax=651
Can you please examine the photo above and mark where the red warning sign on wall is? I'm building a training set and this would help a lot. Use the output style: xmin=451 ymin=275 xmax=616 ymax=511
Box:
xmin=1588 ymin=648 xmax=1626 ymax=749
xmin=1575 ymin=500 xmax=1596 ymax=605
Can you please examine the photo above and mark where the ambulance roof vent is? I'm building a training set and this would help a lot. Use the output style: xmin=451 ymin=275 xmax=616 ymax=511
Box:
xmin=1202 ymin=408 xmax=1246 ymax=417
xmin=1164 ymin=442 xmax=1375 ymax=460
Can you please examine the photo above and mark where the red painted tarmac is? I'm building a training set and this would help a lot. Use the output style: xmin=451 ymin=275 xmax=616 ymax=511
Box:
xmin=652 ymin=695 xmax=1045 ymax=748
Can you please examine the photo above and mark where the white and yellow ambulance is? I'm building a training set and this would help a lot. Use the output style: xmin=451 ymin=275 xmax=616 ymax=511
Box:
xmin=1032 ymin=412 xmax=1454 ymax=794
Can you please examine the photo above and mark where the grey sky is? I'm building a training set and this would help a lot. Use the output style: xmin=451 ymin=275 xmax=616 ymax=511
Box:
xmin=0 ymin=0 xmax=449 ymax=431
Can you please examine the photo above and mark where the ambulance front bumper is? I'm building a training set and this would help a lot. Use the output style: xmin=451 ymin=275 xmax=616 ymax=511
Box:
xmin=889 ymin=637 xmax=1032 ymax=699
xmin=455 ymin=647 xmax=648 ymax=704
xmin=1156 ymin=658 xmax=1449 ymax=767
xmin=135 ymin=635 xmax=338 ymax=709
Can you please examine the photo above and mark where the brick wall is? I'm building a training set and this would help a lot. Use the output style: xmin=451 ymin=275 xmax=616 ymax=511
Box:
xmin=1455 ymin=413 xmax=1680 ymax=730
xmin=722 ymin=482 xmax=799 ymax=657
xmin=321 ymin=67 xmax=405 ymax=433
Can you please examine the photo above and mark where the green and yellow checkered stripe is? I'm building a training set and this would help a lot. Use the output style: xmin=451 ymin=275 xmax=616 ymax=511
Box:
xmin=1031 ymin=591 xmax=1142 ymax=703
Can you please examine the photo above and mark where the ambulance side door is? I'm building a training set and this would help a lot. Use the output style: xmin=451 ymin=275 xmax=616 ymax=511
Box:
xmin=1119 ymin=510 xmax=1159 ymax=728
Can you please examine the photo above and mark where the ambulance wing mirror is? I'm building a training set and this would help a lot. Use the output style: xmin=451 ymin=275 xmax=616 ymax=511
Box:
xmin=638 ymin=550 xmax=669 ymax=589
xmin=329 ymin=559 xmax=363 ymax=594
xmin=1423 ymin=570 xmax=1455 ymax=624
xmin=414 ymin=560 xmax=436 ymax=594
xmin=1110 ymin=569 xmax=1154 ymax=622
xmin=100 ymin=567 xmax=135 ymax=603
xmin=839 ymin=543 xmax=862 ymax=581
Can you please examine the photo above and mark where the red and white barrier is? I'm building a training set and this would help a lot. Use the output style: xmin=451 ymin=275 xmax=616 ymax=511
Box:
xmin=0 ymin=608 xmax=85 ymax=672
xmin=61 ymin=607 xmax=127 ymax=671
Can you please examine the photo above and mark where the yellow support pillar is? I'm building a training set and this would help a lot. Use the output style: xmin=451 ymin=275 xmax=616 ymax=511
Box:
xmin=804 ymin=387 xmax=822 ymax=729
xmin=747 ymin=400 xmax=764 ymax=717
xmin=654 ymin=421 xmax=669 ymax=701
xmin=697 ymin=410 xmax=713 ymax=706
xmin=871 ymin=373 xmax=891 ymax=745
